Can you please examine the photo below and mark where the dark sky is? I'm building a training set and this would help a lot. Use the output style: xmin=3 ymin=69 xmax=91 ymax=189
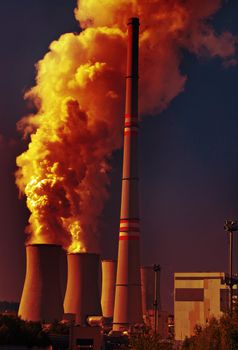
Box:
xmin=0 ymin=0 xmax=238 ymax=313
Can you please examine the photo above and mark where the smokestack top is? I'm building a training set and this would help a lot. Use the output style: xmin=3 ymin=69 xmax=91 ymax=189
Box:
xmin=128 ymin=17 xmax=140 ymax=26
xmin=25 ymin=243 xmax=61 ymax=248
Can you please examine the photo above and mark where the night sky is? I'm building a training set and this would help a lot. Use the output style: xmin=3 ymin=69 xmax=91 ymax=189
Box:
xmin=0 ymin=1 xmax=238 ymax=313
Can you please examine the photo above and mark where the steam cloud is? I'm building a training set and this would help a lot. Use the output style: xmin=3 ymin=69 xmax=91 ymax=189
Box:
xmin=16 ymin=0 xmax=237 ymax=252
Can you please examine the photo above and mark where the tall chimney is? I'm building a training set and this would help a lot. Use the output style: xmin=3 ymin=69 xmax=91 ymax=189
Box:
xmin=113 ymin=17 xmax=143 ymax=332
xmin=18 ymin=244 xmax=63 ymax=322
xmin=101 ymin=260 xmax=117 ymax=318
xmin=64 ymin=253 xmax=102 ymax=325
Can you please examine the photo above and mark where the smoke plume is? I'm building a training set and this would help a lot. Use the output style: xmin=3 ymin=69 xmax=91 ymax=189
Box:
xmin=16 ymin=0 xmax=237 ymax=252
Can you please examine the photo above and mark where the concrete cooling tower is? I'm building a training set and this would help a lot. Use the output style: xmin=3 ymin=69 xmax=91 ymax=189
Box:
xmin=101 ymin=260 xmax=117 ymax=318
xmin=18 ymin=244 xmax=64 ymax=323
xmin=64 ymin=253 xmax=102 ymax=325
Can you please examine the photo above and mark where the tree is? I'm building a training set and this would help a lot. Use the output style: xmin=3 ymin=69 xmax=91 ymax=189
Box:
xmin=127 ymin=328 xmax=173 ymax=350
xmin=46 ymin=319 xmax=69 ymax=335
xmin=181 ymin=314 xmax=238 ymax=350
xmin=0 ymin=315 xmax=50 ymax=347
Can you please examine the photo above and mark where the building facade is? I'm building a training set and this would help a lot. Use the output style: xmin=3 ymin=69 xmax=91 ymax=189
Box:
xmin=174 ymin=272 xmax=230 ymax=341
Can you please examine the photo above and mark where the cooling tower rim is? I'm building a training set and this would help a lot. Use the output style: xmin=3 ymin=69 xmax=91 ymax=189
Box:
xmin=141 ymin=265 xmax=156 ymax=269
xmin=67 ymin=252 xmax=99 ymax=256
xmin=102 ymin=259 xmax=116 ymax=263
xmin=25 ymin=243 xmax=61 ymax=248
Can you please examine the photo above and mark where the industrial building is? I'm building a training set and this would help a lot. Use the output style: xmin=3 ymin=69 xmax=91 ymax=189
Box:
xmin=17 ymin=16 xmax=149 ymax=350
xmin=174 ymin=272 xmax=231 ymax=341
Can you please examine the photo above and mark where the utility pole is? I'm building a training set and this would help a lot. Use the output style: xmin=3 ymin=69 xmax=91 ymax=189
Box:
xmin=153 ymin=264 xmax=160 ymax=334
xmin=229 ymin=228 xmax=233 ymax=316
xmin=224 ymin=220 xmax=238 ymax=316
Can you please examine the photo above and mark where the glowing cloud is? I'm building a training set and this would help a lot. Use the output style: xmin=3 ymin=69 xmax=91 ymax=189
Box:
xmin=16 ymin=0 xmax=237 ymax=252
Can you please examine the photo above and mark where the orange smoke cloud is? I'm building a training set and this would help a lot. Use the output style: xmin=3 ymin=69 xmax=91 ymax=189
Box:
xmin=16 ymin=0 xmax=237 ymax=252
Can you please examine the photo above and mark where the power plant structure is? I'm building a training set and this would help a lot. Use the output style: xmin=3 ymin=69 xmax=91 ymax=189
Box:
xmin=18 ymin=244 xmax=63 ymax=322
xmin=174 ymin=272 xmax=234 ymax=341
xmin=64 ymin=253 xmax=102 ymax=325
xmin=140 ymin=265 xmax=167 ymax=335
xmin=101 ymin=260 xmax=117 ymax=319
xmin=113 ymin=17 xmax=143 ymax=332
xmin=17 ymin=15 xmax=148 ymax=349
xmin=141 ymin=266 xmax=159 ymax=323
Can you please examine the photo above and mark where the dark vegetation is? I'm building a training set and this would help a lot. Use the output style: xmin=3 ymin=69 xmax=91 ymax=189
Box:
xmin=181 ymin=313 xmax=238 ymax=350
xmin=121 ymin=328 xmax=173 ymax=350
xmin=1 ymin=312 xmax=238 ymax=349
xmin=121 ymin=311 xmax=238 ymax=350
xmin=0 ymin=315 xmax=50 ymax=347
xmin=47 ymin=320 xmax=69 ymax=335
xmin=0 ymin=315 xmax=69 ymax=347
xmin=0 ymin=301 xmax=19 ymax=313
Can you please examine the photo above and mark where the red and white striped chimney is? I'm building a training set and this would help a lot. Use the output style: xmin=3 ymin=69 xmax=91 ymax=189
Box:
xmin=113 ymin=17 xmax=143 ymax=332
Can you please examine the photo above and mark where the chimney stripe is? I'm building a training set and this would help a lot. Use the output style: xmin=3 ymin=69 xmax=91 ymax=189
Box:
xmin=124 ymin=130 xmax=139 ymax=136
xmin=119 ymin=236 xmax=140 ymax=240
xmin=125 ymin=122 xmax=139 ymax=127
xmin=120 ymin=227 xmax=140 ymax=231
xmin=120 ymin=227 xmax=140 ymax=232
xmin=120 ymin=219 xmax=140 ymax=222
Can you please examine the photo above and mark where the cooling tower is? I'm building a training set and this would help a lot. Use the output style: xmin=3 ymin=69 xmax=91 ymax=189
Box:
xmin=113 ymin=17 xmax=143 ymax=332
xmin=64 ymin=253 xmax=102 ymax=325
xmin=101 ymin=260 xmax=117 ymax=318
xmin=18 ymin=244 xmax=64 ymax=322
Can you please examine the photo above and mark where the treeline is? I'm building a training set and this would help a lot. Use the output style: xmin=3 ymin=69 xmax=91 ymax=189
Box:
xmin=0 ymin=301 xmax=19 ymax=313
xmin=182 ymin=314 xmax=238 ymax=350
xmin=0 ymin=315 xmax=69 ymax=347
xmin=0 ymin=315 xmax=50 ymax=347
xmin=122 ymin=329 xmax=174 ymax=350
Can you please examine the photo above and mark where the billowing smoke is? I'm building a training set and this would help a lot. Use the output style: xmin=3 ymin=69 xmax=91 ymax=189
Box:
xmin=16 ymin=0 xmax=237 ymax=253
